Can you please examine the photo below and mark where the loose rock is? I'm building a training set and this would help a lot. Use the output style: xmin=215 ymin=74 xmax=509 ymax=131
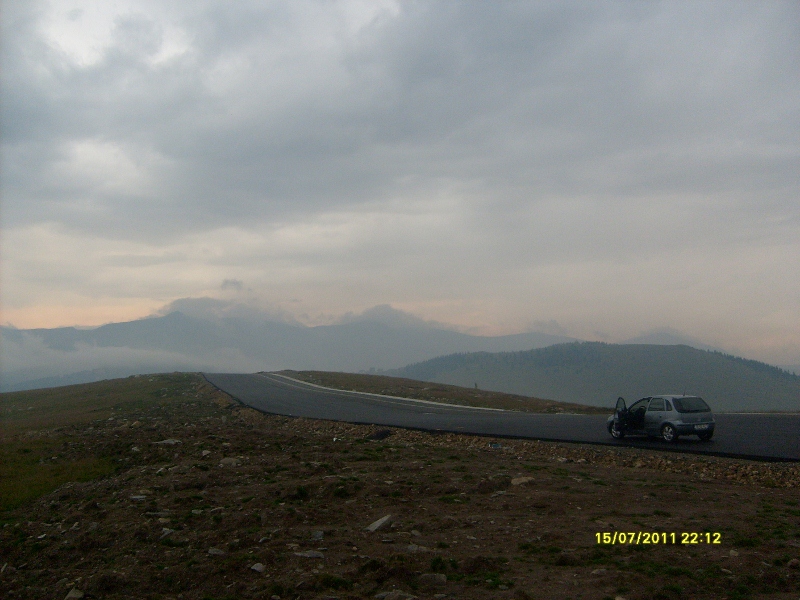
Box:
xmin=366 ymin=514 xmax=393 ymax=532
xmin=511 ymin=476 xmax=534 ymax=486
xmin=418 ymin=573 xmax=447 ymax=587
xmin=375 ymin=592 xmax=417 ymax=600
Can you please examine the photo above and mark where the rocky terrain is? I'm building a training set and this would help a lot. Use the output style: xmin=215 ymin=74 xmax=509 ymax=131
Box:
xmin=1 ymin=373 xmax=799 ymax=600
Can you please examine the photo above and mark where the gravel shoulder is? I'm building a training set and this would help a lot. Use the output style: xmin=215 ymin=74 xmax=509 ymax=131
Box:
xmin=1 ymin=374 xmax=799 ymax=600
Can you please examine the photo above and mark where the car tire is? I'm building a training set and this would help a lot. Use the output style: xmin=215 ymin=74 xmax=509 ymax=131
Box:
xmin=698 ymin=431 xmax=713 ymax=441
xmin=610 ymin=422 xmax=625 ymax=439
xmin=661 ymin=423 xmax=678 ymax=443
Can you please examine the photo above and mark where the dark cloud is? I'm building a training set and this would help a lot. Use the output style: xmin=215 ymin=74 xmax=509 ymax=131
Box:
xmin=4 ymin=1 xmax=797 ymax=237
xmin=1 ymin=1 xmax=799 ymax=363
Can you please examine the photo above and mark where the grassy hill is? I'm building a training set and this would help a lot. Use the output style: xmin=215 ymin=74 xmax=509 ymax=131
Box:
xmin=392 ymin=342 xmax=800 ymax=412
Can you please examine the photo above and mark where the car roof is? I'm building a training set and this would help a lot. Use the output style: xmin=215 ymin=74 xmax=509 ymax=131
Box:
xmin=655 ymin=395 xmax=701 ymax=399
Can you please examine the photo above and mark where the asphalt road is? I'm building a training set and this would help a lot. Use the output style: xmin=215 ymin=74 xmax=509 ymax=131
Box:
xmin=204 ymin=372 xmax=800 ymax=462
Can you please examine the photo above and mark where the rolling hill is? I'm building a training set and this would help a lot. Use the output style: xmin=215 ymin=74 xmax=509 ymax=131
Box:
xmin=391 ymin=342 xmax=800 ymax=412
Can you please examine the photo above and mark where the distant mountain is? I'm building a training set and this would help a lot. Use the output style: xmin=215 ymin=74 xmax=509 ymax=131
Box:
xmin=0 ymin=308 xmax=574 ymax=392
xmin=391 ymin=342 xmax=800 ymax=412
xmin=620 ymin=328 xmax=722 ymax=352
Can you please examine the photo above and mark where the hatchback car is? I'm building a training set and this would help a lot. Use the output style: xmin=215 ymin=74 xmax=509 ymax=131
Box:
xmin=607 ymin=395 xmax=715 ymax=442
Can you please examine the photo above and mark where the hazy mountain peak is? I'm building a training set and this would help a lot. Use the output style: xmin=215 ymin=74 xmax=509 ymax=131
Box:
xmin=153 ymin=297 xmax=301 ymax=326
xmin=621 ymin=327 xmax=721 ymax=352
xmin=337 ymin=305 xmax=455 ymax=330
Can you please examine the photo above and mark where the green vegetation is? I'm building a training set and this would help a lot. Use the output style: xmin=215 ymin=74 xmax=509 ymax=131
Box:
xmin=0 ymin=372 xmax=208 ymax=516
xmin=0 ymin=439 xmax=114 ymax=512
xmin=0 ymin=372 xmax=202 ymax=433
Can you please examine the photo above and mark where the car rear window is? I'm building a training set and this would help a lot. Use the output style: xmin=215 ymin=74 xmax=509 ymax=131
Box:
xmin=673 ymin=397 xmax=711 ymax=413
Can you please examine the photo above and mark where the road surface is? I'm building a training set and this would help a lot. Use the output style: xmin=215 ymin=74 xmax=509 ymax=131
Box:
xmin=204 ymin=372 xmax=800 ymax=462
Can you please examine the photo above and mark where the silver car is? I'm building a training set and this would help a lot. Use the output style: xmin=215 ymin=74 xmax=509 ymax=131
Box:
xmin=607 ymin=395 xmax=716 ymax=442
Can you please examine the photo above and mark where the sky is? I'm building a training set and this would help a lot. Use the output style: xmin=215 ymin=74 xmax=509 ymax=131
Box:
xmin=2 ymin=1 xmax=799 ymax=366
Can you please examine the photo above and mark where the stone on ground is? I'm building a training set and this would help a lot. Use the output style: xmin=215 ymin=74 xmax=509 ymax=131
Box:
xmin=365 ymin=514 xmax=393 ymax=532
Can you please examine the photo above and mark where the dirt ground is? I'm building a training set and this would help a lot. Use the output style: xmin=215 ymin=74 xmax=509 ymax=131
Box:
xmin=1 ymin=374 xmax=799 ymax=600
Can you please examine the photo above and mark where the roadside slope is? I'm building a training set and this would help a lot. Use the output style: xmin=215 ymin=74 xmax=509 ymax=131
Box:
xmin=275 ymin=370 xmax=608 ymax=413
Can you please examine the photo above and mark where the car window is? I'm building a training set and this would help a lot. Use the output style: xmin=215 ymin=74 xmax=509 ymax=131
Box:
xmin=673 ymin=397 xmax=711 ymax=413
xmin=647 ymin=398 xmax=665 ymax=411
xmin=629 ymin=399 xmax=648 ymax=412
xmin=665 ymin=400 xmax=673 ymax=411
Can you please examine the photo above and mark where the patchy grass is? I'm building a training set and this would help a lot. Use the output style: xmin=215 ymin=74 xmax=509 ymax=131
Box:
xmin=0 ymin=373 xmax=224 ymax=517
xmin=0 ymin=372 xmax=205 ymax=434
xmin=0 ymin=439 xmax=115 ymax=512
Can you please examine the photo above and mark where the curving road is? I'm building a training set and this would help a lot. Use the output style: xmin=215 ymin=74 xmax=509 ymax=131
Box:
xmin=204 ymin=372 xmax=800 ymax=462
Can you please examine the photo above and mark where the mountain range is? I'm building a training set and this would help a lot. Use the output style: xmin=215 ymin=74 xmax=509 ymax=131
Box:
xmin=3 ymin=300 xmax=797 ymax=411
xmin=0 ymin=304 xmax=572 ymax=392
xmin=391 ymin=342 xmax=800 ymax=412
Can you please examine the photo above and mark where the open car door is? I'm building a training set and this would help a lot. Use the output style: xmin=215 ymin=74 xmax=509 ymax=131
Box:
xmin=610 ymin=397 xmax=627 ymax=438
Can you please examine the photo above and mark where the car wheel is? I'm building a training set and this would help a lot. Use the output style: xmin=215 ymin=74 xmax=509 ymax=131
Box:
xmin=698 ymin=431 xmax=713 ymax=441
xmin=610 ymin=422 xmax=625 ymax=439
xmin=661 ymin=423 xmax=678 ymax=443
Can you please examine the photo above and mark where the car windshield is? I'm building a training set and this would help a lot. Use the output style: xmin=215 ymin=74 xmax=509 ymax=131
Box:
xmin=673 ymin=397 xmax=710 ymax=413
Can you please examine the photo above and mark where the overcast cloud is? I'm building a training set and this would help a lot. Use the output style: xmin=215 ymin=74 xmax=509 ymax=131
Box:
xmin=2 ymin=1 xmax=799 ymax=364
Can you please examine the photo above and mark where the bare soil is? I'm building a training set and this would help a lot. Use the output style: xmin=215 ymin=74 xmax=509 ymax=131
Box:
xmin=1 ymin=374 xmax=799 ymax=600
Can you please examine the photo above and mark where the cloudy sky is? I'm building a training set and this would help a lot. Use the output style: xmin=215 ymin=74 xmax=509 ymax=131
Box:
xmin=2 ymin=1 xmax=799 ymax=365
